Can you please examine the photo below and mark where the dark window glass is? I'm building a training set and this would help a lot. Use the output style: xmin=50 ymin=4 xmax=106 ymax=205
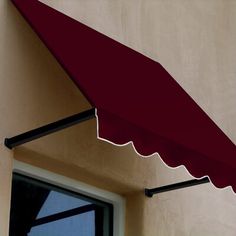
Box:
xmin=10 ymin=173 xmax=113 ymax=236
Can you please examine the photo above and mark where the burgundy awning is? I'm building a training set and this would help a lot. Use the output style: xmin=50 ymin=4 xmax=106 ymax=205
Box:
xmin=12 ymin=0 xmax=236 ymax=192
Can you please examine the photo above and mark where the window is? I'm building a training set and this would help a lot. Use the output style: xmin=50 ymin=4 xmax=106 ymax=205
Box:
xmin=10 ymin=161 xmax=125 ymax=236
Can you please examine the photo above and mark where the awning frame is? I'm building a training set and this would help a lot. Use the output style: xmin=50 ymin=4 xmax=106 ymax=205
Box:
xmin=145 ymin=177 xmax=210 ymax=197
xmin=4 ymin=108 xmax=95 ymax=149
xmin=4 ymin=108 xmax=210 ymax=197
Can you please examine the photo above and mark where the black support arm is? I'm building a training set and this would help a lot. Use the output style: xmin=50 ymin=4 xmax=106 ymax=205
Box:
xmin=4 ymin=108 xmax=96 ymax=149
xmin=145 ymin=177 xmax=210 ymax=197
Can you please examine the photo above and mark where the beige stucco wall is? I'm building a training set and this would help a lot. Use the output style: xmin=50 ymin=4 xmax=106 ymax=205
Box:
xmin=1 ymin=0 xmax=236 ymax=236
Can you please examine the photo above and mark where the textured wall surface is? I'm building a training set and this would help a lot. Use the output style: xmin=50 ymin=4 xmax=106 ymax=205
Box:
xmin=0 ymin=0 xmax=236 ymax=235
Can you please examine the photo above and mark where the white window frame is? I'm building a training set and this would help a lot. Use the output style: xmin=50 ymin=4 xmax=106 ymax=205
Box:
xmin=13 ymin=160 xmax=125 ymax=236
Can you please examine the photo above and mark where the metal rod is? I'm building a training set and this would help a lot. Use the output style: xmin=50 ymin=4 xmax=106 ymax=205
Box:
xmin=145 ymin=177 xmax=210 ymax=197
xmin=4 ymin=108 xmax=95 ymax=149
xmin=32 ymin=204 xmax=96 ymax=226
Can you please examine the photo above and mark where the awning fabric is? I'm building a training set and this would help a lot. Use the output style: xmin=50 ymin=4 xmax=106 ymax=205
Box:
xmin=12 ymin=0 xmax=236 ymax=192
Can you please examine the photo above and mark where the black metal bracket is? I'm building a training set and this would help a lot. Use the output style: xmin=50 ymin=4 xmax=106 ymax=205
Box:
xmin=4 ymin=108 xmax=96 ymax=149
xmin=145 ymin=177 xmax=210 ymax=197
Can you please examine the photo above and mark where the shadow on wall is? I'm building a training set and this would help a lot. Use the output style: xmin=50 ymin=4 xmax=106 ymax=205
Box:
xmin=13 ymin=146 xmax=144 ymax=195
